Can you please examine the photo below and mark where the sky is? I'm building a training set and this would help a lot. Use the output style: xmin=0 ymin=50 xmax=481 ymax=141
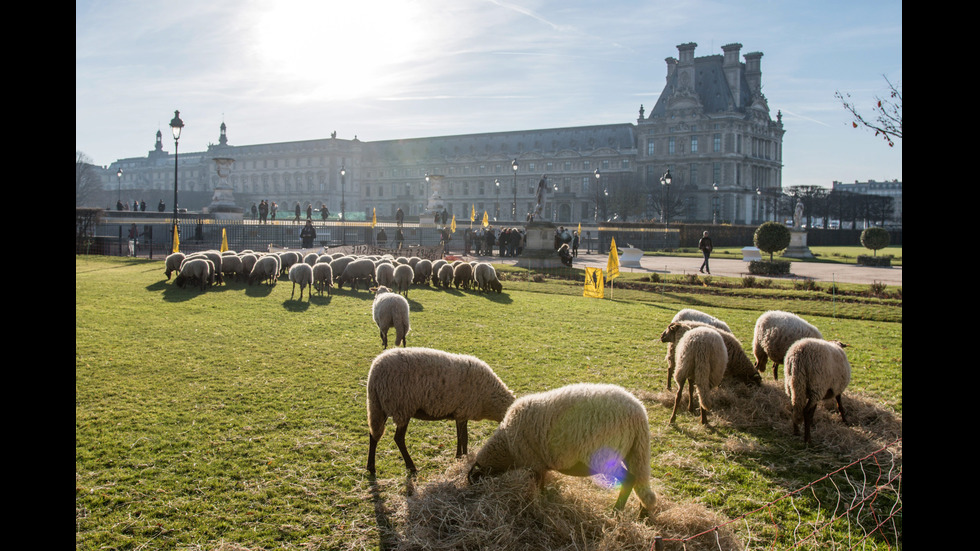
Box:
xmin=76 ymin=0 xmax=902 ymax=189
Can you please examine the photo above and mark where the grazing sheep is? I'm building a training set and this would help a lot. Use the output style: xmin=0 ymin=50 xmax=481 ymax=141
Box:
xmin=371 ymin=286 xmax=410 ymax=349
xmin=665 ymin=326 xmax=728 ymax=425
xmin=474 ymin=262 xmax=502 ymax=293
xmin=660 ymin=321 xmax=762 ymax=387
xmin=184 ymin=251 xmax=224 ymax=285
xmin=239 ymin=253 xmax=258 ymax=277
xmin=312 ymin=262 xmax=334 ymax=296
xmin=366 ymin=347 xmax=516 ymax=474
xmin=276 ymin=251 xmax=301 ymax=276
xmin=413 ymin=259 xmax=433 ymax=285
xmin=173 ymin=258 xmax=214 ymax=291
xmin=375 ymin=262 xmax=395 ymax=288
xmin=431 ymin=259 xmax=448 ymax=279
xmin=329 ymin=256 xmax=356 ymax=284
xmin=248 ymin=255 xmax=280 ymax=286
xmin=338 ymin=258 xmax=377 ymax=290
xmin=392 ymin=264 xmax=414 ymax=296
xmin=288 ymin=262 xmax=314 ymax=301
xmin=453 ymin=262 xmax=474 ymax=290
xmin=752 ymin=311 xmax=823 ymax=381
xmin=219 ymin=255 xmax=245 ymax=283
xmin=164 ymin=252 xmax=185 ymax=280
xmin=784 ymin=338 xmax=851 ymax=444
xmin=436 ymin=263 xmax=454 ymax=288
xmin=468 ymin=383 xmax=657 ymax=513
xmin=663 ymin=309 xmax=732 ymax=389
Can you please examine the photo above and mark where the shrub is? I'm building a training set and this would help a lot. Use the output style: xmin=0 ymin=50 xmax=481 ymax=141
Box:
xmin=741 ymin=276 xmax=757 ymax=288
xmin=748 ymin=259 xmax=790 ymax=275
xmin=753 ymin=222 xmax=791 ymax=261
xmin=860 ymin=227 xmax=891 ymax=256
xmin=857 ymin=254 xmax=893 ymax=267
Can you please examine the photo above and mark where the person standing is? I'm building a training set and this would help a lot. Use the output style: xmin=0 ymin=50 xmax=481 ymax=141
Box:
xmin=270 ymin=201 xmax=278 ymax=221
xmin=295 ymin=203 xmax=302 ymax=222
xmin=127 ymin=223 xmax=139 ymax=257
xmin=395 ymin=228 xmax=404 ymax=249
xmin=698 ymin=230 xmax=713 ymax=274
xmin=571 ymin=231 xmax=579 ymax=258
xmin=396 ymin=207 xmax=404 ymax=227
xmin=259 ymin=200 xmax=268 ymax=224
xmin=306 ymin=203 xmax=313 ymax=220
xmin=300 ymin=219 xmax=317 ymax=248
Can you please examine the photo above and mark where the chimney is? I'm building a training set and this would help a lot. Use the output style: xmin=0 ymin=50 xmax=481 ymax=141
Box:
xmin=744 ymin=51 xmax=763 ymax=95
xmin=675 ymin=43 xmax=697 ymax=92
xmin=722 ymin=43 xmax=742 ymax=107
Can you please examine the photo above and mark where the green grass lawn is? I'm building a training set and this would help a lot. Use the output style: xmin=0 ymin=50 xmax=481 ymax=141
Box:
xmin=76 ymin=255 xmax=902 ymax=549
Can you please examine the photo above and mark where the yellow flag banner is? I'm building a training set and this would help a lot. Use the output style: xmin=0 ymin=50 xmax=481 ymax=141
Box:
xmin=482 ymin=211 xmax=489 ymax=228
xmin=371 ymin=208 xmax=377 ymax=228
xmin=450 ymin=215 xmax=457 ymax=234
xmin=470 ymin=204 xmax=476 ymax=222
xmin=583 ymin=266 xmax=604 ymax=298
xmin=220 ymin=228 xmax=228 ymax=252
xmin=577 ymin=222 xmax=582 ymax=238
xmin=607 ymin=237 xmax=620 ymax=280
xmin=172 ymin=224 xmax=180 ymax=254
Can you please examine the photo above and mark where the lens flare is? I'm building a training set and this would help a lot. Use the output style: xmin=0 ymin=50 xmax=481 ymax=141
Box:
xmin=589 ymin=447 xmax=625 ymax=489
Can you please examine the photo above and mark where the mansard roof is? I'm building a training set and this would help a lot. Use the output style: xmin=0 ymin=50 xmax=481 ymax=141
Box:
xmin=648 ymin=55 xmax=755 ymax=118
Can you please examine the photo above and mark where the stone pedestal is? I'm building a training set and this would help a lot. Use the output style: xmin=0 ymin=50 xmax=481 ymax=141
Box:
xmin=208 ymin=157 xmax=244 ymax=220
xmin=783 ymin=230 xmax=814 ymax=259
xmin=516 ymin=221 xmax=563 ymax=269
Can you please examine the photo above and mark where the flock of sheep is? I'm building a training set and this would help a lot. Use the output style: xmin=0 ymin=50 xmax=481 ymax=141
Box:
xmin=163 ymin=250 xmax=851 ymax=514
xmin=364 ymin=306 xmax=851 ymax=515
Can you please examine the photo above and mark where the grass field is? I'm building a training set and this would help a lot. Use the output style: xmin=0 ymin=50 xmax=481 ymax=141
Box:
xmin=76 ymin=255 xmax=902 ymax=549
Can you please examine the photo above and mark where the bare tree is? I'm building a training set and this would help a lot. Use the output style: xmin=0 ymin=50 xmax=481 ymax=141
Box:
xmin=76 ymin=151 xmax=103 ymax=207
xmin=836 ymin=76 xmax=902 ymax=147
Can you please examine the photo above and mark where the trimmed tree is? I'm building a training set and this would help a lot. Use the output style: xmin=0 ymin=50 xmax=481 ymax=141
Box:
xmin=754 ymin=221 xmax=791 ymax=262
xmin=860 ymin=227 xmax=890 ymax=256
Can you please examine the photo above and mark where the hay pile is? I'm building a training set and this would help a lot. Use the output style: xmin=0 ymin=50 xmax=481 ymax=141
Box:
xmin=387 ymin=459 xmax=740 ymax=551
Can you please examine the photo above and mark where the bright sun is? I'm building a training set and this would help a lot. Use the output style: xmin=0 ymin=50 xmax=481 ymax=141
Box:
xmin=247 ymin=0 xmax=431 ymax=101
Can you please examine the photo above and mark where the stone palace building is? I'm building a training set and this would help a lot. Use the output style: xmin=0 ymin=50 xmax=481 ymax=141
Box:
xmin=101 ymin=42 xmax=784 ymax=226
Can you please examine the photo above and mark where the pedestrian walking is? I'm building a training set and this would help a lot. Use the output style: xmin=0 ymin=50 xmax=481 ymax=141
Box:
xmin=698 ymin=230 xmax=713 ymax=274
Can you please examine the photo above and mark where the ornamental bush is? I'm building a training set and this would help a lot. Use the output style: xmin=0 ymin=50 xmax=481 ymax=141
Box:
xmin=753 ymin=221 xmax=791 ymax=261
xmin=860 ymin=227 xmax=891 ymax=256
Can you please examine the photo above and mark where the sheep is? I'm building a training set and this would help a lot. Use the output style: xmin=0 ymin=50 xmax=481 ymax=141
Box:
xmin=660 ymin=321 xmax=762 ymax=387
xmin=392 ymin=264 xmax=414 ymax=296
xmin=375 ymin=262 xmax=395 ymax=289
xmin=173 ymin=258 xmax=214 ymax=291
xmin=288 ymin=262 xmax=314 ymax=301
xmin=248 ymin=254 xmax=280 ymax=286
xmin=338 ymin=258 xmax=377 ymax=290
xmin=474 ymin=262 xmax=502 ymax=293
xmin=413 ymin=259 xmax=432 ymax=285
xmin=663 ymin=309 xmax=732 ymax=389
xmin=783 ymin=338 xmax=851 ymax=444
xmin=329 ymin=256 xmax=356 ymax=284
xmin=312 ymin=262 xmax=334 ymax=296
xmin=468 ymin=383 xmax=657 ymax=513
xmin=431 ymin=259 xmax=448 ymax=278
xmin=752 ymin=311 xmax=823 ymax=381
xmin=184 ymin=251 xmax=224 ymax=285
xmin=371 ymin=286 xmax=410 ymax=349
xmin=664 ymin=326 xmax=728 ymax=425
xmin=366 ymin=347 xmax=516 ymax=474
xmin=239 ymin=253 xmax=258 ymax=277
xmin=164 ymin=252 xmax=185 ymax=280
xmin=219 ymin=255 xmax=245 ymax=283
xmin=453 ymin=262 xmax=474 ymax=290
xmin=436 ymin=263 xmax=454 ymax=288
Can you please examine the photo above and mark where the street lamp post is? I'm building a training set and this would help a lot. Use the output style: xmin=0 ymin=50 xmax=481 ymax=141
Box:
xmin=712 ymin=183 xmax=719 ymax=224
xmin=169 ymin=110 xmax=184 ymax=252
xmin=593 ymin=169 xmax=601 ymax=222
xmin=660 ymin=169 xmax=672 ymax=250
xmin=116 ymin=168 xmax=123 ymax=204
xmin=494 ymin=179 xmax=500 ymax=220
xmin=340 ymin=165 xmax=346 ymax=245
xmin=511 ymin=159 xmax=518 ymax=221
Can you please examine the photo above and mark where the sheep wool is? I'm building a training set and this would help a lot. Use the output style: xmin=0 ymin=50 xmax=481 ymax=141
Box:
xmin=660 ymin=321 xmax=761 ymax=387
xmin=474 ymin=262 xmax=502 ymax=293
xmin=366 ymin=347 xmax=515 ymax=474
xmin=174 ymin=258 xmax=214 ymax=291
xmin=338 ymin=258 xmax=377 ymax=290
xmin=375 ymin=262 xmax=396 ymax=289
xmin=752 ymin=310 xmax=823 ymax=381
xmin=248 ymin=255 xmax=280 ymax=286
xmin=164 ymin=252 xmax=185 ymax=280
xmin=783 ymin=338 xmax=851 ymax=444
xmin=392 ymin=264 xmax=414 ymax=296
xmin=371 ymin=286 xmax=410 ymax=349
xmin=668 ymin=326 xmax=727 ymax=425
xmin=453 ymin=262 xmax=474 ymax=290
xmin=469 ymin=383 xmax=657 ymax=513
xmin=288 ymin=262 xmax=314 ymax=301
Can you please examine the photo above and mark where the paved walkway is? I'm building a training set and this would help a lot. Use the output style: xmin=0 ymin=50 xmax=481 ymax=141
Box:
xmin=467 ymin=251 xmax=902 ymax=287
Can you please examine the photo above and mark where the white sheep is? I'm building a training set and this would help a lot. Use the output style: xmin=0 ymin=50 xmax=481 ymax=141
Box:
xmin=468 ymin=383 xmax=657 ymax=513
xmin=392 ymin=264 xmax=414 ymax=296
xmin=366 ymin=347 xmax=516 ymax=474
xmin=248 ymin=255 xmax=280 ymax=286
xmin=164 ymin=252 xmax=185 ymax=280
xmin=173 ymin=258 xmax=215 ymax=290
xmin=660 ymin=321 xmax=762 ymax=387
xmin=370 ymin=285 xmax=410 ymax=349
xmin=413 ymin=259 xmax=433 ymax=285
xmin=663 ymin=309 xmax=732 ymax=389
xmin=239 ymin=253 xmax=258 ymax=277
xmin=338 ymin=258 xmax=377 ymax=290
xmin=752 ymin=311 xmax=823 ymax=381
xmin=219 ymin=255 xmax=245 ymax=283
xmin=276 ymin=250 xmax=301 ymax=276
xmin=474 ymin=262 xmax=502 ymax=293
xmin=436 ymin=263 xmax=454 ymax=288
xmin=453 ymin=262 xmax=474 ymax=290
xmin=375 ymin=262 xmax=395 ymax=289
xmin=783 ymin=338 xmax=851 ymax=444
xmin=665 ymin=326 xmax=728 ymax=425
xmin=288 ymin=262 xmax=314 ymax=301
xmin=312 ymin=262 xmax=333 ymax=296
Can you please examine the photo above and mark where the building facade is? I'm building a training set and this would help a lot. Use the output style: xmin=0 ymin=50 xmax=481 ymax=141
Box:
xmin=100 ymin=42 xmax=783 ymax=225
xmin=831 ymin=179 xmax=902 ymax=226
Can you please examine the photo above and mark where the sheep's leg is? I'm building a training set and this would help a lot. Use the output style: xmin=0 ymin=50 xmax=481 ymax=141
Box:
xmin=688 ymin=382 xmax=697 ymax=413
xmin=455 ymin=420 xmax=468 ymax=458
xmin=367 ymin=432 xmax=379 ymax=474
xmin=669 ymin=380 xmax=685 ymax=424
xmin=772 ymin=362 xmax=780 ymax=381
xmin=380 ymin=328 xmax=388 ymax=349
xmin=614 ymin=470 xmax=636 ymax=510
xmin=393 ymin=422 xmax=417 ymax=473
xmin=802 ymin=400 xmax=818 ymax=444
xmin=835 ymin=394 xmax=848 ymax=424
xmin=754 ymin=350 xmax=769 ymax=373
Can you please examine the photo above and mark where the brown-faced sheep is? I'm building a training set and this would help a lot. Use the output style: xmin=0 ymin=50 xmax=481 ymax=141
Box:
xmin=366 ymin=347 xmax=515 ymax=474
xmin=660 ymin=321 xmax=762 ymax=387
xmin=783 ymin=338 xmax=851 ymax=444
xmin=752 ymin=311 xmax=823 ymax=380
xmin=663 ymin=325 xmax=727 ymax=425
xmin=164 ymin=252 xmax=185 ymax=280
xmin=664 ymin=309 xmax=732 ymax=389
xmin=468 ymin=383 xmax=657 ymax=514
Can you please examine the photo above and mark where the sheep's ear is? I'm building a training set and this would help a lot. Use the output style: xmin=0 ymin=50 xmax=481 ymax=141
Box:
xmin=837 ymin=341 xmax=848 ymax=348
